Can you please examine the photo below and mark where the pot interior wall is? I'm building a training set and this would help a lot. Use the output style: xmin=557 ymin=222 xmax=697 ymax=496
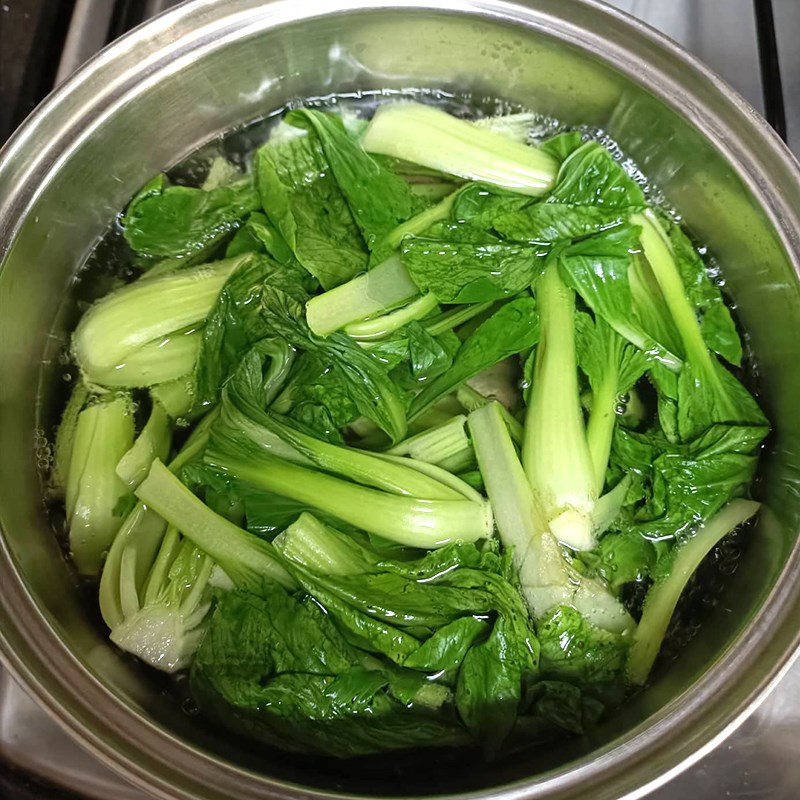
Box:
xmin=1 ymin=4 xmax=799 ymax=795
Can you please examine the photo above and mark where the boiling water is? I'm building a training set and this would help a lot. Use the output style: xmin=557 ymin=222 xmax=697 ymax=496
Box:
xmin=36 ymin=90 xmax=764 ymax=762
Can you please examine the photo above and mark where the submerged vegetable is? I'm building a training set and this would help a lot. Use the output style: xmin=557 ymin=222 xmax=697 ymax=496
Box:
xmin=66 ymin=396 xmax=135 ymax=575
xmin=628 ymin=499 xmax=760 ymax=684
xmin=523 ymin=264 xmax=598 ymax=551
xmin=52 ymin=99 xmax=767 ymax=759
xmin=469 ymin=402 xmax=633 ymax=634
xmin=305 ymin=254 xmax=418 ymax=336
xmin=362 ymin=103 xmax=558 ymax=196
xmin=73 ymin=256 xmax=245 ymax=387
xmin=116 ymin=401 xmax=171 ymax=490
xmin=52 ymin=380 xmax=90 ymax=494
xmin=109 ymin=528 xmax=214 ymax=672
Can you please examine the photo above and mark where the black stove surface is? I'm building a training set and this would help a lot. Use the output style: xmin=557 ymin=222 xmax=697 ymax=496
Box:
xmin=0 ymin=0 xmax=74 ymax=141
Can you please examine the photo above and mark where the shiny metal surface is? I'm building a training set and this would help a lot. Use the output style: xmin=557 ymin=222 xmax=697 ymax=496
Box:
xmin=2 ymin=1 xmax=800 ymax=799
xmin=648 ymin=663 xmax=800 ymax=799
xmin=7 ymin=656 xmax=800 ymax=800
xmin=0 ymin=671 xmax=143 ymax=800
xmin=606 ymin=0 xmax=764 ymax=114
xmin=54 ymin=0 xmax=116 ymax=86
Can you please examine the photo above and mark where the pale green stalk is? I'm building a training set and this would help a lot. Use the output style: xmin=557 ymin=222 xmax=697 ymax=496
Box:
xmin=305 ymin=255 xmax=419 ymax=336
xmin=523 ymin=264 xmax=596 ymax=550
xmin=73 ymin=256 xmax=243 ymax=384
xmin=116 ymin=402 xmax=172 ymax=490
xmin=362 ymin=102 xmax=558 ymax=196
xmin=628 ymin=499 xmax=760 ymax=684
xmin=203 ymin=451 xmax=493 ymax=549
xmin=347 ymin=294 xmax=439 ymax=341
xmin=135 ymin=460 xmax=294 ymax=590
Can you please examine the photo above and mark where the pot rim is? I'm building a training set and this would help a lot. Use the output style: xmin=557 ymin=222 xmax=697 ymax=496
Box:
xmin=2 ymin=1 xmax=800 ymax=799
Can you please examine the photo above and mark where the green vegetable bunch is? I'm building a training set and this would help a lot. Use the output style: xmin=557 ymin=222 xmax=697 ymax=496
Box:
xmin=53 ymin=101 xmax=767 ymax=759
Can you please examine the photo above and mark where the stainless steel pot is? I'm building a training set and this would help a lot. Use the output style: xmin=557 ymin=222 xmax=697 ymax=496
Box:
xmin=2 ymin=1 xmax=800 ymax=798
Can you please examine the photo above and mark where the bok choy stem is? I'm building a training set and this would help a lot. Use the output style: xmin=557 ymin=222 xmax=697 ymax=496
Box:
xmin=305 ymin=255 xmax=419 ymax=336
xmin=135 ymin=459 xmax=294 ymax=590
xmin=628 ymin=499 xmax=760 ymax=685
xmin=523 ymin=263 xmax=597 ymax=550
xmin=203 ymin=449 xmax=493 ymax=549
xmin=362 ymin=103 xmax=558 ymax=196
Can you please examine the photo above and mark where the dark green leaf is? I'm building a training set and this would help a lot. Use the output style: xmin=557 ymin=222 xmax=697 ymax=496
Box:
xmin=536 ymin=606 xmax=629 ymax=687
xmin=289 ymin=541 xmax=516 ymax=633
xmin=225 ymin=211 xmax=294 ymax=263
xmin=407 ymin=322 xmax=457 ymax=381
xmin=286 ymin=109 xmax=418 ymax=251
xmin=402 ymin=235 xmax=547 ymax=303
xmin=451 ymin=183 xmax=532 ymax=230
xmin=278 ymin=353 xmax=360 ymax=443
xmin=539 ymin=131 xmax=584 ymax=161
xmin=456 ymin=598 xmax=538 ymax=756
xmin=548 ymin=141 xmax=645 ymax=209
xmin=575 ymin=312 xmax=649 ymax=398
xmin=265 ymin=309 xmax=408 ymax=443
xmin=668 ymin=223 xmax=742 ymax=367
xmin=611 ymin=422 xmax=767 ymax=539
xmin=193 ymin=529 xmax=540 ymax=757
xmin=255 ymin=133 xmax=368 ymax=289
xmin=244 ymin=491 xmax=359 ymax=539
xmin=579 ymin=531 xmax=657 ymax=591
xmin=676 ymin=357 xmax=767 ymax=441
xmin=283 ymin=535 xmax=537 ymax=755
xmin=123 ymin=176 xmax=259 ymax=259
xmin=191 ymin=588 xmax=468 ymax=757
xmin=409 ymin=296 xmax=540 ymax=420
xmin=558 ymin=223 xmax=682 ymax=369
xmin=403 ymin=616 xmax=488 ymax=672
xmin=494 ymin=204 xmax=629 ymax=245
xmin=524 ymin=681 xmax=598 ymax=735
xmin=194 ymin=254 xmax=303 ymax=406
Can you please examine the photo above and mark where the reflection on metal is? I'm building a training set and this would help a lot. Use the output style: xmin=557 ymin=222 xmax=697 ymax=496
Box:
xmin=144 ymin=0 xmax=183 ymax=15
xmin=4 ymin=658 xmax=800 ymax=799
xmin=54 ymin=0 xmax=115 ymax=86
xmin=650 ymin=661 xmax=800 ymax=798
xmin=605 ymin=0 xmax=763 ymax=112
xmin=0 ymin=671 xmax=143 ymax=800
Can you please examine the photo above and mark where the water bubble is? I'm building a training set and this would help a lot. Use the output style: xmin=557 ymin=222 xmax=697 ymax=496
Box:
xmin=181 ymin=697 xmax=200 ymax=716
